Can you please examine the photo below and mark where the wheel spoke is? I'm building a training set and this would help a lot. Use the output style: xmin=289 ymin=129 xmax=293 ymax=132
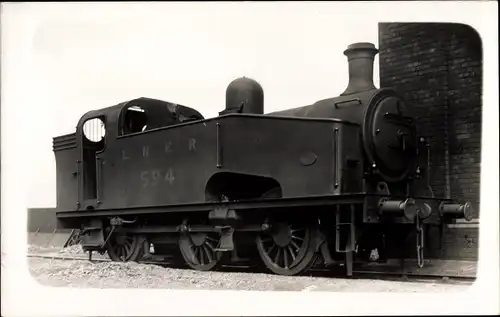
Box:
xmin=291 ymin=228 xmax=305 ymax=234
xmin=290 ymin=240 xmax=301 ymax=251
xmin=273 ymin=247 xmax=281 ymax=265
xmin=203 ymin=244 xmax=213 ymax=263
xmin=124 ymin=243 xmax=131 ymax=257
xmin=283 ymin=248 xmax=289 ymax=268
xmin=287 ymin=245 xmax=296 ymax=261
xmin=195 ymin=247 xmax=199 ymax=265
xmin=205 ymin=240 xmax=215 ymax=250
xmin=266 ymin=244 xmax=276 ymax=255
xmin=200 ymin=247 xmax=206 ymax=265
xmin=194 ymin=247 xmax=201 ymax=264
xmin=206 ymin=236 xmax=218 ymax=243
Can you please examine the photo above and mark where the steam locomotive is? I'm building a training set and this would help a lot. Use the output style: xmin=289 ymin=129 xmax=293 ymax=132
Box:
xmin=53 ymin=42 xmax=472 ymax=276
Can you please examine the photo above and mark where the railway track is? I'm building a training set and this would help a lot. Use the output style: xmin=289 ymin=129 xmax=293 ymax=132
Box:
xmin=27 ymin=252 xmax=475 ymax=285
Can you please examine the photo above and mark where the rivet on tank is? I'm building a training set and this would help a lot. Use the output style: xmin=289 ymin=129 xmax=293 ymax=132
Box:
xmin=220 ymin=77 xmax=264 ymax=115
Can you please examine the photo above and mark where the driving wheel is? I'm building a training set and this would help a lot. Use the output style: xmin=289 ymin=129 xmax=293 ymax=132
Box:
xmin=256 ymin=220 xmax=319 ymax=276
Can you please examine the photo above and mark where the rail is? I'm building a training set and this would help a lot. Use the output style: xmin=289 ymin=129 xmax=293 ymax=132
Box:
xmin=27 ymin=253 xmax=475 ymax=284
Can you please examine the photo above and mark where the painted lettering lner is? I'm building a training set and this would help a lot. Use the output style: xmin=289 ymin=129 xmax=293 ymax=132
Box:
xmin=165 ymin=141 xmax=173 ymax=153
xmin=189 ymin=138 xmax=196 ymax=151
xmin=124 ymin=138 xmax=196 ymax=161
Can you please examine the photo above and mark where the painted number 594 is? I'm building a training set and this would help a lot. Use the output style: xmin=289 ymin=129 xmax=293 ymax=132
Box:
xmin=141 ymin=168 xmax=175 ymax=187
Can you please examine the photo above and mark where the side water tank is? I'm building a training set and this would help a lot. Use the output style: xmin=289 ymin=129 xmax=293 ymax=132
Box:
xmin=220 ymin=77 xmax=264 ymax=115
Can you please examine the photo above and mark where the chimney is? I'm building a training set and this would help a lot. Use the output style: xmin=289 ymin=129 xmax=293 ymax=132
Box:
xmin=341 ymin=42 xmax=379 ymax=96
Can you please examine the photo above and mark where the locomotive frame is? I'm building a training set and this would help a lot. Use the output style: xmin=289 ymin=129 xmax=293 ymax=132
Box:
xmin=54 ymin=42 xmax=473 ymax=276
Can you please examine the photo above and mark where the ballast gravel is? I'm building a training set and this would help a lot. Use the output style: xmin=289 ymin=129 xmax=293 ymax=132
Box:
xmin=27 ymin=245 xmax=472 ymax=292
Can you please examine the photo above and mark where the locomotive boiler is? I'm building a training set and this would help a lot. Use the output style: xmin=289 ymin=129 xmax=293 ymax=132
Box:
xmin=53 ymin=42 xmax=473 ymax=276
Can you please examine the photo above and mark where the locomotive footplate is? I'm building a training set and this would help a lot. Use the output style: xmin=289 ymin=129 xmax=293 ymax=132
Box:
xmin=55 ymin=194 xmax=367 ymax=223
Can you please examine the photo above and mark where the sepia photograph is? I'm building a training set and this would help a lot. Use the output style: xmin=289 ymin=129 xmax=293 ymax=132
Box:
xmin=2 ymin=1 xmax=498 ymax=316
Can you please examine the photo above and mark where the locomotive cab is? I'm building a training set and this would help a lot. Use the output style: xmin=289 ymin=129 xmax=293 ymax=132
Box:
xmin=53 ymin=98 xmax=205 ymax=212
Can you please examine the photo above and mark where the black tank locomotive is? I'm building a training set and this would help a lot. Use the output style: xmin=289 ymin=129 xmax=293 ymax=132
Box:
xmin=54 ymin=42 xmax=472 ymax=276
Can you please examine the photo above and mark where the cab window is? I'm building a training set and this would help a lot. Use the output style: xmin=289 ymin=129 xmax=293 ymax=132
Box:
xmin=120 ymin=105 xmax=148 ymax=135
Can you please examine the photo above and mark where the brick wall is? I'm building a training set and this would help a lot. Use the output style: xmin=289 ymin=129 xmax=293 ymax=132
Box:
xmin=378 ymin=23 xmax=482 ymax=260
